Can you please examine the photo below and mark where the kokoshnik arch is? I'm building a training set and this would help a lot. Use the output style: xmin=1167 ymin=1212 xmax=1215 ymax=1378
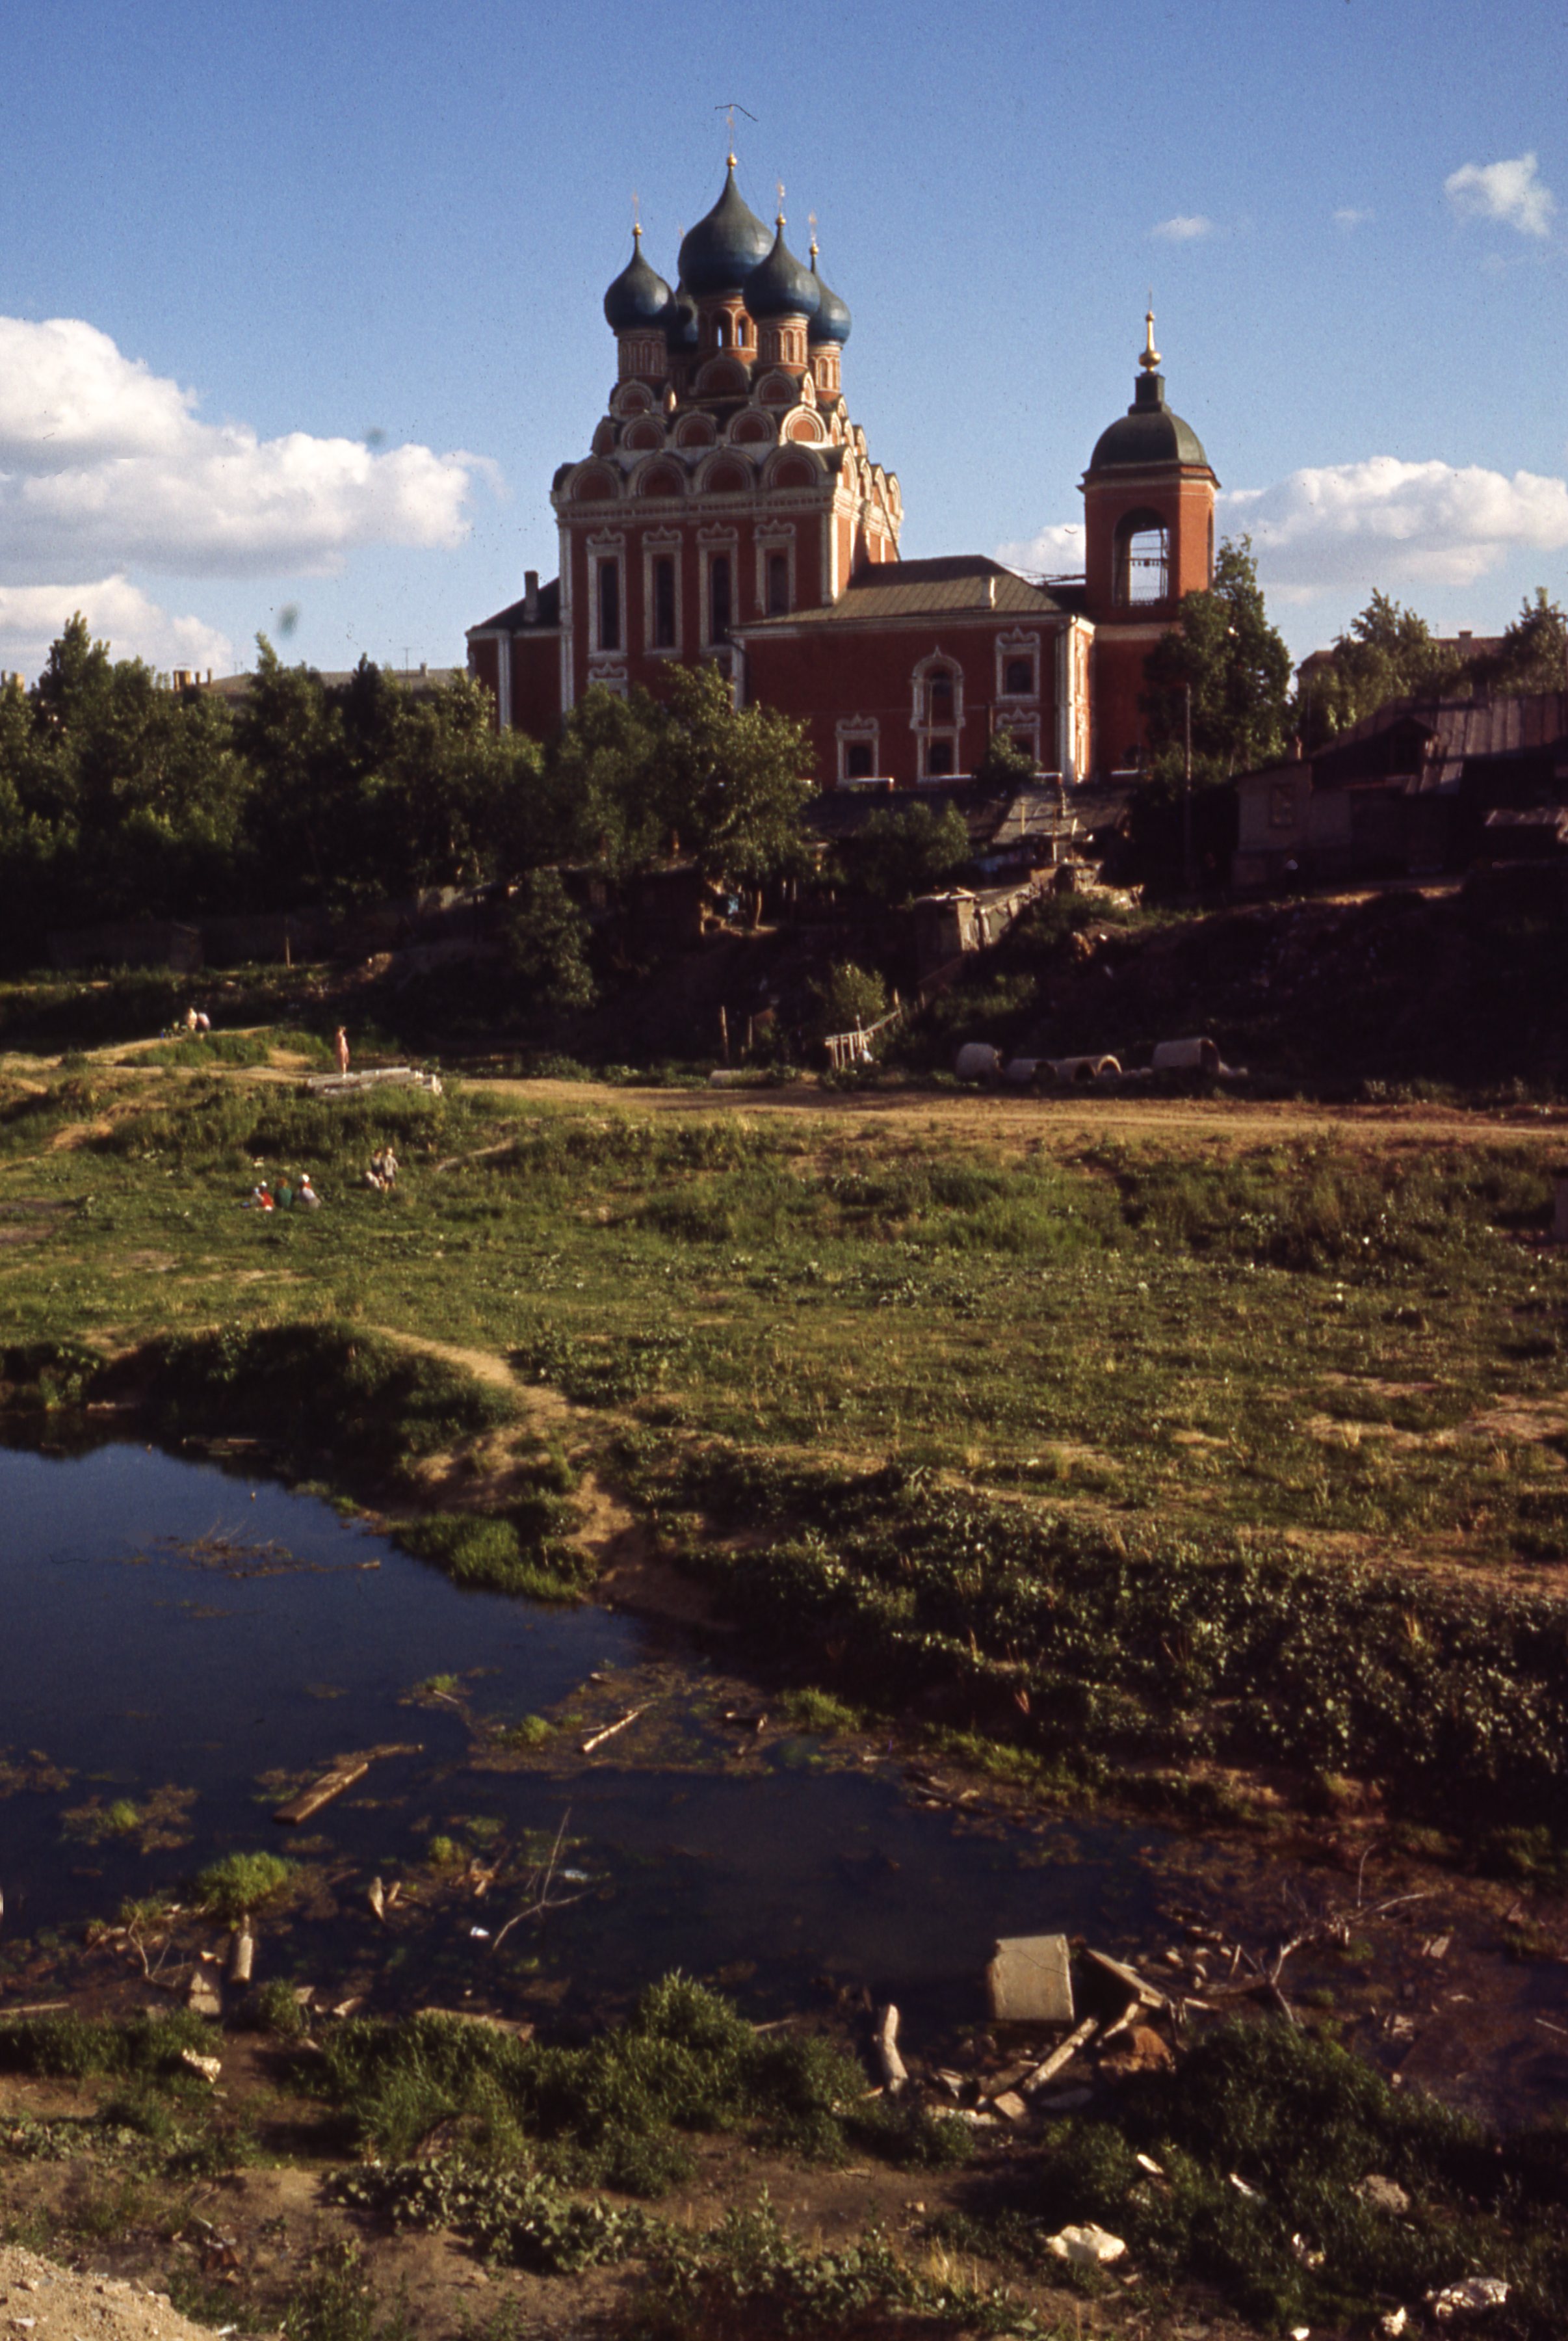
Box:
xmin=466 ymin=160 xmax=1218 ymax=786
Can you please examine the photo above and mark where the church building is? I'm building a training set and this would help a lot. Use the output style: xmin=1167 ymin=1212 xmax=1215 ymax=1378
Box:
xmin=466 ymin=159 xmax=1218 ymax=784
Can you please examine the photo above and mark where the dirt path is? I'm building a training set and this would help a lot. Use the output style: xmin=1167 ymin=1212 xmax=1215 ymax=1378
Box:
xmin=0 ymin=2248 xmax=219 ymax=2341
xmin=461 ymin=1076 xmax=1567 ymax=1152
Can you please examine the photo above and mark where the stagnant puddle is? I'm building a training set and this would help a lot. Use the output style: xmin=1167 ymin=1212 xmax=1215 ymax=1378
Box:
xmin=7 ymin=1436 xmax=1568 ymax=2128
xmin=0 ymin=1439 xmax=1164 ymax=2032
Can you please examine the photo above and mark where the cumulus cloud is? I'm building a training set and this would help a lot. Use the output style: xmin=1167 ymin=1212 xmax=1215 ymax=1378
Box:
xmin=994 ymin=521 xmax=1086 ymax=575
xmin=1151 ymin=214 xmax=1214 ymax=242
xmin=1224 ymin=457 xmax=1568 ymax=588
xmin=1333 ymin=205 xmax=1374 ymax=230
xmin=0 ymin=577 xmax=233 ymax=678
xmin=1444 ymin=152 xmax=1556 ymax=237
xmin=0 ymin=315 xmax=478 ymax=582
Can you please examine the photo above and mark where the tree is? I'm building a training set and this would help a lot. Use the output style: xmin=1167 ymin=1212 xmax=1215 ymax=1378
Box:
xmin=1140 ymin=536 xmax=1294 ymax=781
xmin=505 ymin=868 xmax=595 ymax=1014
xmin=810 ymin=960 xmax=887 ymax=1041
xmin=1478 ymin=588 xmax=1568 ymax=695
xmin=547 ymin=664 xmax=815 ymax=901
xmin=1297 ymin=590 xmax=1465 ymax=748
xmin=971 ymin=729 xmax=1037 ymax=789
xmin=854 ymin=800 xmax=971 ymax=904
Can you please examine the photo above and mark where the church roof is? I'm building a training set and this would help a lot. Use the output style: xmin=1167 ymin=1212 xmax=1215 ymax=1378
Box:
xmin=1088 ymin=313 xmax=1212 ymax=475
xmin=469 ymin=577 xmax=561 ymax=633
xmin=738 ymin=557 xmax=1069 ymax=630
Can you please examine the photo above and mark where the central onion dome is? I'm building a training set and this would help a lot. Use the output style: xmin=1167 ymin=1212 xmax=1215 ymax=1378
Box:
xmin=807 ymin=239 xmax=851 ymax=345
xmin=603 ymin=227 xmax=673 ymax=331
xmin=1088 ymin=310 xmax=1209 ymax=471
xmin=745 ymin=215 xmax=820 ymax=321
xmin=677 ymin=161 xmax=774 ymax=297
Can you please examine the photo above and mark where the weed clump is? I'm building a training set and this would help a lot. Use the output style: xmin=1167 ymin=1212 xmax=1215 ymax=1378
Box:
xmin=314 ymin=1977 xmax=882 ymax=2193
xmin=396 ymin=1502 xmax=589 ymax=1604
xmin=195 ymin=1850 xmax=296 ymax=1922
xmin=0 ymin=2008 xmax=207 ymax=2081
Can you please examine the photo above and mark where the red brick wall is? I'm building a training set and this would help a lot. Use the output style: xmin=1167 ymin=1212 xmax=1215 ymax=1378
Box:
xmin=744 ymin=619 xmax=1063 ymax=787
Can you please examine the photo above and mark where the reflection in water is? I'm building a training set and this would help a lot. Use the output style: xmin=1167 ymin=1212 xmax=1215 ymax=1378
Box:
xmin=0 ymin=1441 xmax=1166 ymax=2026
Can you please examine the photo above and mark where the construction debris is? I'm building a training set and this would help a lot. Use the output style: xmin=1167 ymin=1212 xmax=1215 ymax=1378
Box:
xmin=1045 ymin=2224 xmax=1127 ymax=2268
xmin=581 ymin=1706 xmax=647 ymax=1755
xmin=1084 ymin=1947 xmax=1169 ymax=2009
xmin=179 ymin=2049 xmax=222 ymax=2084
xmin=987 ymin=1933 xmax=1074 ymax=2025
xmin=1428 ymin=2277 xmax=1508 ymax=2318
xmin=274 ymin=1758 xmax=371 ymax=1825
xmin=875 ymin=2005 xmax=908 ymax=2097
xmin=1021 ymin=2015 xmax=1099 ymax=2094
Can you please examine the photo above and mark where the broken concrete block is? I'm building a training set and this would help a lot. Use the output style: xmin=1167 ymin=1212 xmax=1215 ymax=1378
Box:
xmin=1359 ymin=2174 xmax=1411 ymax=2215
xmin=186 ymin=1972 xmax=222 ymax=2019
xmin=1045 ymin=2223 xmax=1126 ymax=2268
xmin=987 ymin=1933 xmax=1073 ymax=2026
xmin=990 ymin=2091 xmax=1028 ymax=2123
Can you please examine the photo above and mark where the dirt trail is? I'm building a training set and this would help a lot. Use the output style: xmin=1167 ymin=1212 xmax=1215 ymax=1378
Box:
xmin=0 ymin=2248 xmax=220 ymax=2341
xmin=462 ymin=1076 xmax=1567 ymax=1153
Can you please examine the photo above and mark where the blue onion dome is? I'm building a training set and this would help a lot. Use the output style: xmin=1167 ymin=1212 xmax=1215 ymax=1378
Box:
xmin=603 ymin=227 xmax=673 ymax=331
xmin=807 ymin=238 xmax=851 ymax=345
xmin=745 ymin=216 xmax=821 ymax=323
xmin=678 ymin=161 xmax=774 ymax=297
xmin=664 ymin=280 xmax=699 ymax=353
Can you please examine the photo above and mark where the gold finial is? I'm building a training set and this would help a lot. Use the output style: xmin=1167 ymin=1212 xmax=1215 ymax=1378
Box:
xmin=1140 ymin=302 xmax=1161 ymax=372
xmin=632 ymin=189 xmax=641 ymax=232
xmin=714 ymin=98 xmax=755 ymax=165
xmin=809 ymin=210 xmax=819 ymax=264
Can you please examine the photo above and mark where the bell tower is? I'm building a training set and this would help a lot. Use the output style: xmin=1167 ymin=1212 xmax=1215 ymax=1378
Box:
xmin=1082 ymin=313 xmax=1218 ymax=770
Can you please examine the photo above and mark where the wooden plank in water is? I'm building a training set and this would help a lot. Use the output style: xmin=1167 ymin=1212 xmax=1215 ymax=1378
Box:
xmin=274 ymin=1759 xmax=371 ymax=1825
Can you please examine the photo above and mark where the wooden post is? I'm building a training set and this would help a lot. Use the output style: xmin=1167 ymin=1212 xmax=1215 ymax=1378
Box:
xmin=719 ymin=1004 xmax=730 ymax=1065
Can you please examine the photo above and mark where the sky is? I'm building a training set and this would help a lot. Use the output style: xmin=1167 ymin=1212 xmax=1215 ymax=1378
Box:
xmin=0 ymin=0 xmax=1563 ymax=682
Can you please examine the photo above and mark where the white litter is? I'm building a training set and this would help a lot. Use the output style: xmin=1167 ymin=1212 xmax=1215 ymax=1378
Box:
xmin=1229 ymin=2171 xmax=1261 ymax=2199
xmin=1428 ymin=2277 xmax=1509 ymax=2317
xmin=1134 ymin=2152 xmax=1165 ymax=2177
xmin=1380 ymin=2312 xmax=1409 ymax=2338
xmin=1045 ymin=2223 xmax=1126 ymax=2268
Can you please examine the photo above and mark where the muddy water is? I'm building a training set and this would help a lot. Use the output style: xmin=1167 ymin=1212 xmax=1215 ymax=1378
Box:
xmin=0 ymin=1440 xmax=1165 ymax=2031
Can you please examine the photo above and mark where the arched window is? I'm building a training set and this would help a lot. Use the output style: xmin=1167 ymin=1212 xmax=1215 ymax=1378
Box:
xmin=766 ymin=550 xmax=789 ymax=616
xmin=1113 ymin=509 xmax=1170 ymax=605
xmin=716 ymin=316 xmax=731 ymax=349
xmin=1004 ymin=655 xmax=1034 ymax=696
xmin=597 ymin=558 xmax=620 ymax=652
xmin=928 ymin=668 xmax=956 ymax=723
xmin=925 ymin=738 xmax=955 ymax=778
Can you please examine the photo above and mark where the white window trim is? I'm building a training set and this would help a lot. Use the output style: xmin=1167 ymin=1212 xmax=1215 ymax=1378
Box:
xmin=755 ymin=526 xmax=796 ymax=619
xmin=995 ymin=628 xmax=1041 ymax=703
xmin=642 ymin=528 xmax=684 ymax=657
xmin=586 ymin=531 xmax=627 ymax=659
xmin=698 ymin=525 xmax=739 ymax=652
xmin=909 ymin=649 xmax=964 ymax=778
xmin=835 ymin=715 xmax=880 ymax=783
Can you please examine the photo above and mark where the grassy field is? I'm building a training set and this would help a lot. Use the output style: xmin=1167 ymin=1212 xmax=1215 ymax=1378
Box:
xmin=3 ymin=1048 xmax=1568 ymax=1839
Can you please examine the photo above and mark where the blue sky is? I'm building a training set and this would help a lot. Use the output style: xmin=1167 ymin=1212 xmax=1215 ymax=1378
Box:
xmin=0 ymin=0 xmax=1562 ymax=681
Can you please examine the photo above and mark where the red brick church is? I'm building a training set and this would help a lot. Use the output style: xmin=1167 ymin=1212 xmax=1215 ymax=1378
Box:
xmin=467 ymin=158 xmax=1218 ymax=785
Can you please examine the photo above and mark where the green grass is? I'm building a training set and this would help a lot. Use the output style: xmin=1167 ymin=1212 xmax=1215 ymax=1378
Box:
xmin=2 ymin=1062 xmax=1567 ymax=1827
xmin=942 ymin=2018 xmax=1568 ymax=2336
xmin=194 ymin=1851 xmax=297 ymax=1922
xmin=310 ymin=1976 xmax=969 ymax=2195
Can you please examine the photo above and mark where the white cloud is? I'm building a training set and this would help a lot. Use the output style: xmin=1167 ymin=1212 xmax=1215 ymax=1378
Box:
xmin=994 ymin=521 xmax=1085 ymax=575
xmin=1151 ymin=214 xmax=1213 ymax=242
xmin=1223 ymin=456 xmax=1568 ymax=588
xmin=0 ymin=577 xmax=233 ymax=678
xmin=1333 ymin=205 xmax=1374 ymax=230
xmin=1444 ymin=152 xmax=1556 ymax=237
xmin=0 ymin=315 xmax=480 ymax=581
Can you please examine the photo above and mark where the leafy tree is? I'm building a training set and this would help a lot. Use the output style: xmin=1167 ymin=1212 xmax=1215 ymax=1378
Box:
xmin=810 ymin=960 xmax=888 ymax=1041
xmin=505 ymin=868 xmax=595 ymax=1014
xmin=548 ymin=664 xmax=814 ymax=905
xmin=854 ymin=800 xmax=971 ymax=905
xmin=971 ymin=728 xmax=1037 ymax=789
xmin=1140 ymin=536 xmax=1294 ymax=781
xmin=1477 ymin=587 xmax=1568 ymax=695
xmin=1297 ymin=590 xmax=1465 ymax=748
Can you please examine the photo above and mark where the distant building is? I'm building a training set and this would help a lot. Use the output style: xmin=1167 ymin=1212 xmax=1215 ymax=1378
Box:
xmin=1233 ymin=691 xmax=1568 ymax=889
xmin=467 ymin=159 xmax=1218 ymax=784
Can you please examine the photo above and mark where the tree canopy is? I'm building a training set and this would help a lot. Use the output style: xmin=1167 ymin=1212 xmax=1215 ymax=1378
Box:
xmin=1140 ymin=536 xmax=1294 ymax=783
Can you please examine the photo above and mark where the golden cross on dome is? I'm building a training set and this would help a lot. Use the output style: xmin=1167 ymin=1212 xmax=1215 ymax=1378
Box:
xmin=1140 ymin=300 xmax=1161 ymax=373
xmin=714 ymin=99 xmax=757 ymax=166
xmin=808 ymin=210 xmax=819 ymax=262
xmin=631 ymin=190 xmax=641 ymax=238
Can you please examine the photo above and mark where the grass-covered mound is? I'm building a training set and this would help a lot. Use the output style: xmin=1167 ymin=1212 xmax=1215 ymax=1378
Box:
xmin=311 ymin=1977 xmax=969 ymax=2197
xmin=641 ymin=1442 xmax=1568 ymax=1835
xmin=142 ymin=1319 xmax=516 ymax=1475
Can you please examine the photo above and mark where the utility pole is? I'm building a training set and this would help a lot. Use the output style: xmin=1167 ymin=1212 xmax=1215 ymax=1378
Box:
xmin=1183 ymin=680 xmax=1194 ymax=895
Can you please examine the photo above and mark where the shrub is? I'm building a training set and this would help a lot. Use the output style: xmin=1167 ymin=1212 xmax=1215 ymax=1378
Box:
xmin=194 ymin=1851 xmax=296 ymax=1922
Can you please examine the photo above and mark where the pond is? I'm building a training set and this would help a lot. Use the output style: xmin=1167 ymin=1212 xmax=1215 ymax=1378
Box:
xmin=0 ymin=1438 xmax=1171 ymax=2032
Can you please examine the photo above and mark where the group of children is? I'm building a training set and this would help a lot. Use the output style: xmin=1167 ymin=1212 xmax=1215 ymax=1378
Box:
xmin=244 ymin=1173 xmax=321 ymax=1211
